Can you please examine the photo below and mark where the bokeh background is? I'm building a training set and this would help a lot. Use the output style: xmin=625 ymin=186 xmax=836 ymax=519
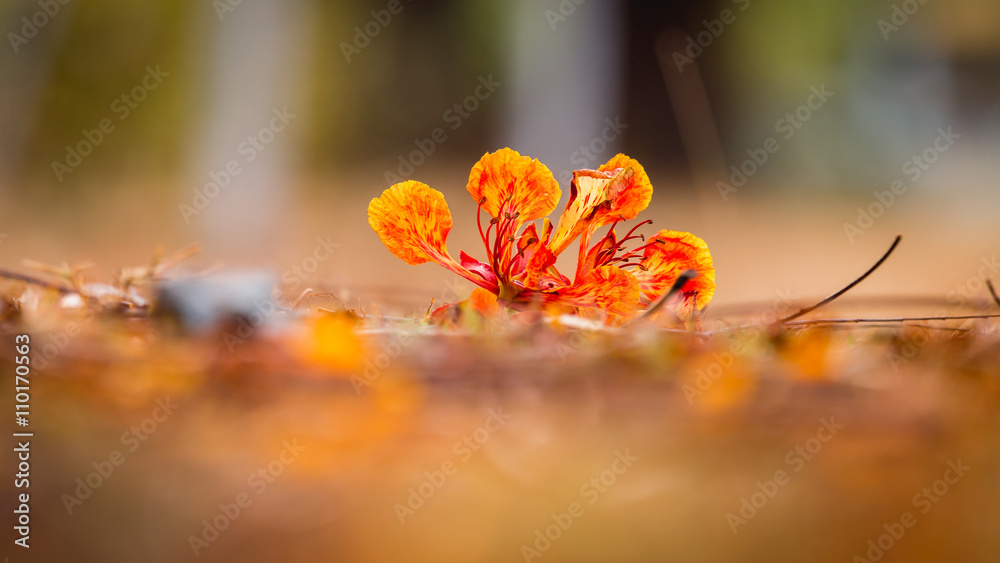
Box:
xmin=3 ymin=0 xmax=1000 ymax=311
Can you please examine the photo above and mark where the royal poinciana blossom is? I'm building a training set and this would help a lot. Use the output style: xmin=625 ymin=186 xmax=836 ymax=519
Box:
xmin=368 ymin=148 xmax=715 ymax=323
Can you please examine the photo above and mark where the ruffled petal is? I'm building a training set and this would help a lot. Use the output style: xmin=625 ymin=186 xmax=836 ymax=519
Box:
xmin=549 ymin=154 xmax=653 ymax=255
xmin=369 ymin=181 xmax=498 ymax=292
xmin=597 ymin=154 xmax=653 ymax=220
xmin=632 ymin=230 xmax=715 ymax=313
xmin=368 ymin=181 xmax=453 ymax=265
xmin=467 ymin=148 xmax=561 ymax=224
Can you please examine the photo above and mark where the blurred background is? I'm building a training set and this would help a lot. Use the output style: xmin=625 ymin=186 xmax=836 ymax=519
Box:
xmin=5 ymin=3 xmax=1000 ymax=563
xmin=2 ymin=0 xmax=1000 ymax=310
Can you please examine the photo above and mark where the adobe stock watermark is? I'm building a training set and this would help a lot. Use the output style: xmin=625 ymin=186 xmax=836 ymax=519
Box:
xmin=726 ymin=416 xmax=843 ymax=534
xmin=353 ymin=277 xmax=480 ymax=389
xmin=684 ymin=288 xmax=797 ymax=404
xmin=279 ymin=235 xmax=341 ymax=294
xmin=189 ymin=439 xmax=306 ymax=556
xmin=717 ymin=84 xmax=833 ymax=201
xmin=946 ymin=255 xmax=1000 ymax=309
xmin=340 ymin=0 xmax=411 ymax=63
xmin=545 ymin=0 xmax=588 ymax=31
xmin=223 ymin=235 xmax=339 ymax=352
xmin=852 ymin=458 xmax=969 ymax=562
xmin=946 ymin=255 xmax=1000 ymax=337
xmin=32 ymin=309 xmax=97 ymax=372
xmin=394 ymin=408 xmax=511 ymax=523
xmin=554 ymin=117 xmax=628 ymax=185
xmin=672 ymin=0 xmax=750 ymax=73
xmin=350 ymin=331 xmax=413 ymax=393
xmin=383 ymin=74 xmax=501 ymax=186
xmin=843 ymin=126 xmax=958 ymax=243
xmin=61 ymin=397 xmax=179 ymax=514
xmin=212 ymin=0 xmax=243 ymax=22
xmin=7 ymin=0 xmax=72 ymax=54
xmin=521 ymin=449 xmax=638 ymax=561
xmin=878 ymin=0 xmax=930 ymax=41
xmin=888 ymin=254 xmax=1000 ymax=369
xmin=882 ymin=256 xmax=994 ymax=368
xmin=179 ymin=106 xmax=295 ymax=223
xmin=885 ymin=328 xmax=936 ymax=373
xmin=554 ymin=329 xmax=599 ymax=363
xmin=51 ymin=64 xmax=169 ymax=182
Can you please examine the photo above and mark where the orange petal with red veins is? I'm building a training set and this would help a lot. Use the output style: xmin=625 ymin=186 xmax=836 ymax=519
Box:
xmin=522 ymin=243 xmax=557 ymax=290
xmin=469 ymin=287 xmax=499 ymax=317
xmin=467 ymin=148 xmax=561 ymax=224
xmin=598 ymin=154 xmax=653 ymax=221
xmin=516 ymin=223 xmax=540 ymax=253
xmin=632 ymin=230 xmax=716 ymax=313
xmin=549 ymin=155 xmax=653 ymax=254
xmin=555 ymin=265 xmax=641 ymax=320
xmin=368 ymin=181 xmax=453 ymax=265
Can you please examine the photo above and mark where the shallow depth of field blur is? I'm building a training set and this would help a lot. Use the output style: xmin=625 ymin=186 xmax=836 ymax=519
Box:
xmin=3 ymin=1 xmax=1000 ymax=562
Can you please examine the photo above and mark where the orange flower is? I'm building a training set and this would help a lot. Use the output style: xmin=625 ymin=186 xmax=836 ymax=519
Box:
xmin=368 ymin=148 xmax=715 ymax=323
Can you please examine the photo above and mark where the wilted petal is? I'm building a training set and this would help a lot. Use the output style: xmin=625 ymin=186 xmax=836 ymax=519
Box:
xmin=597 ymin=154 xmax=652 ymax=220
xmin=549 ymin=154 xmax=653 ymax=254
xmin=632 ymin=230 xmax=715 ymax=313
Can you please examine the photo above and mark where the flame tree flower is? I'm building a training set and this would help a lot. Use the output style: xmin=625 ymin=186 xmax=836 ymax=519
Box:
xmin=368 ymin=148 xmax=715 ymax=324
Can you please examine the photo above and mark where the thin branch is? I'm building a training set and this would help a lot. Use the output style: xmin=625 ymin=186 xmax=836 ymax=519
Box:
xmin=703 ymin=312 xmax=1000 ymax=336
xmin=629 ymin=269 xmax=698 ymax=325
xmin=785 ymin=313 xmax=1000 ymax=326
xmin=0 ymin=268 xmax=74 ymax=293
xmin=794 ymin=322 xmax=973 ymax=334
xmin=987 ymin=280 xmax=1000 ymax=308
xmin=777 ymin=235 xmax=902 ymax=324
xmin=708 ymin=294 xmax=985 ymax=317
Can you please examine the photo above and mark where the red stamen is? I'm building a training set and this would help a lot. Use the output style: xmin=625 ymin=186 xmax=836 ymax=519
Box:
xmin=620 ymin=219 xmax=652 ymax=243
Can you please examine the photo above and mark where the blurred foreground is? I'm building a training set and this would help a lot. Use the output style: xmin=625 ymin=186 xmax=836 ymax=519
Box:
xmin=2 ymin=280 xmax=1000 ymax=561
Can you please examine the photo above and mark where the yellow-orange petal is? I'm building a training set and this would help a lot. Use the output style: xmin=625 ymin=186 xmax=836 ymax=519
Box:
xmin=549 ymin=155 xmax=653 ymax=255
xmin=632 ymin=230 xmax=716 ymax=313
xmin=555 ymin=265 xmax=641 ymax=320
xmin=469 ymin=287 xmax=500 ymax=317
xmin=467 ymin=148 xmax=560 ymax=223
xmin=368 ymin=181 xmax=453 ymax=265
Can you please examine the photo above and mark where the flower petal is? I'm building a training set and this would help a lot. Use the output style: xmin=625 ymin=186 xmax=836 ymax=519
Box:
xmin=459 ymin=250 xmax=498 ymax=287
xmin=523 ymin=243 xmax=558 ymax=290
xmin=469 ymin=287 xmax=500 ymax=317
xmin=597 ymin=154 xmax=652 ymax=221
xmin=467 ymin=148 xmax=561 ymax=223
xmin=632 ymin=230 xmax=716 ymax=313
xmin=370 ymin=181 xmax=499 ymax=292
xmin=549 ymin=155 xmax=653 ymax=255
xmin=553 ymin=265 xmax=641 ymax=320
xmin=368 ymin=181 xmax=453 ymax=265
